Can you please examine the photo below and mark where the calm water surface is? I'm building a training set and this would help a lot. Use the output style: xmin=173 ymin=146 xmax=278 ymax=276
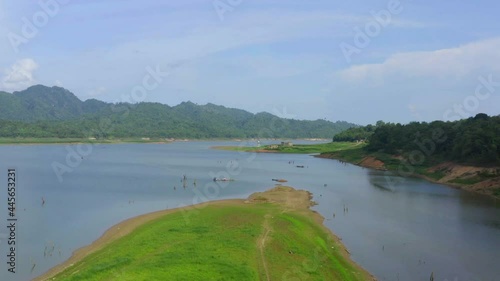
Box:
xmin=0 ymin=141 xmax=498 ymax=281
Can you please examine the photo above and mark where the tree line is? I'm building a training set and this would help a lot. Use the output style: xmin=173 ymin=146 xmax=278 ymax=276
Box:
xmin=333 ymin=114 xmax=500 ymax=165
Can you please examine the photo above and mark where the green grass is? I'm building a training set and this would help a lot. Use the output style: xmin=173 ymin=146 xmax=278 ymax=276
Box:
xmin=320 ymin=147 xmax=368 ymax=163
xmin=50 ymin=203 xmax=368 ymax=281
xmin=265 ymin=212 xmax=362 ymax=281
xmin=270 ymin=142 xmax=363 ymax=154
xmin=416 ymin=168 xmax=446 ymax=181
xmin=448 ymin=173 xmax=498 ymax=185
xmin=214 ymin=142 xmax=364 ymax=154
xmin=211 ymin=145 xmax=264 ymax=152
xmin=493 ymin=188 xmax=500 ymax=197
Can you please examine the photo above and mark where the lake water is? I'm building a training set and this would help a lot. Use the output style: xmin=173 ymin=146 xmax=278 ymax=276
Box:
xmin=0 ymin=141 xmax=499 ymax=281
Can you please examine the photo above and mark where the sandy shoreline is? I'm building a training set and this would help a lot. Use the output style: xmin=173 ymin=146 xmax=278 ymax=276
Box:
xmin=34 ymin=187 xmax=374 ymax=280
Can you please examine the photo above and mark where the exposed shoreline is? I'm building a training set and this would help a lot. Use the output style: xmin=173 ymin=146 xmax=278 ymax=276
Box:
xmin=34 ymin=187 xmax=374 ymax=281
xmin=317 ymin=154 xmax=500 ymax=200
xmin=212 ymin=144 xmax=499 ymax=199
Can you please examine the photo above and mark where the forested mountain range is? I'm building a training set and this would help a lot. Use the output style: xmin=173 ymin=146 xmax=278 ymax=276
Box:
xmin=0 ymin=85 xmax=357 ymax=139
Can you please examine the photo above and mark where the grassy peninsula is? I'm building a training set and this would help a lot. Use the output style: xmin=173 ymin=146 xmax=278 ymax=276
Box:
xmin=36 ymin=187 xmax=372 ymax=281
xmin=213 ymin=141 xmax=362 ymax=154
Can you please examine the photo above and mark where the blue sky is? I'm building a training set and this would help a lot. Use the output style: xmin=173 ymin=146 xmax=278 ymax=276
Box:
xmin=0 ymin=0 xmax=499 ymax=124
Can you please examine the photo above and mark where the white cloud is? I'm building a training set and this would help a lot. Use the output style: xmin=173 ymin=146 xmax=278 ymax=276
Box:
xmin=31 ymin=7 xmax=428 ymax=104
xmin=336 ymin=37 xmax=500 ymax=84
xmin=325 ymin=38 xmax=500 ymax=123
xmin=0 ymin=58 xmax=38 ymax=91
xmin=86 ymin=10 xmax=426 ymax=70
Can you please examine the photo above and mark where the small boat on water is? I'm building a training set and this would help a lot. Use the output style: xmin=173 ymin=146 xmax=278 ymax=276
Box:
xmin=272 ymin=178 xmax=288 ymax=183
xmin=213 ymin=177 xmax=234 ymax=182
xmin=296 ymin=165 xmax=305 ymax=168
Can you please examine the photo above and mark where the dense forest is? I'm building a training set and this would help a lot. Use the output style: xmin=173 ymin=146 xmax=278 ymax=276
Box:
xmin=332 ymin=123 xmax=378 ymax=142
xmin=0 ymin=85 xmax=356 ymax=139
xmin=334 ymin=114 xmax=500 ymax=165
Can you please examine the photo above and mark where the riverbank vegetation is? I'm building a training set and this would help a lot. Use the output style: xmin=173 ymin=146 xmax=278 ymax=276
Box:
xmin=216 ymin=115 xmax=500 ymax=198
xmin=323 ymin=114 xmax=500 ymax=198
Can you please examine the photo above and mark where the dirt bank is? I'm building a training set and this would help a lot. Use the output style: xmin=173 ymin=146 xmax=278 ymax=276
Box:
xmin=426 ymin=162 xmax=500 ymax=197
xmin=320 ymin=153 xmax=499 ymax=199
xmin=358 ymin=156 xmax=386 ymax=170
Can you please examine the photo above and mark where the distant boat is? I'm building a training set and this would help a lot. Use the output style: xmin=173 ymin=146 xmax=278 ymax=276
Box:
xmin=296 ymin=165 xmax=305 ymax=168
xmin=272 ymin=179 xmax=288 ymax=183
xmin=213 ymin=177 xmax=234 ymax=182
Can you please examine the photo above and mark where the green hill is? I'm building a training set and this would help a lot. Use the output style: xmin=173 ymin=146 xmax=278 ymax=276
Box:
xmin=0 ymin=85 xmax=357 ymax=139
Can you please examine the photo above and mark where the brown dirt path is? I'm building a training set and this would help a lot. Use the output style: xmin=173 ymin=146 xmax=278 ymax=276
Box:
xmin=257 ymin=214 xmax=272 ymax=281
